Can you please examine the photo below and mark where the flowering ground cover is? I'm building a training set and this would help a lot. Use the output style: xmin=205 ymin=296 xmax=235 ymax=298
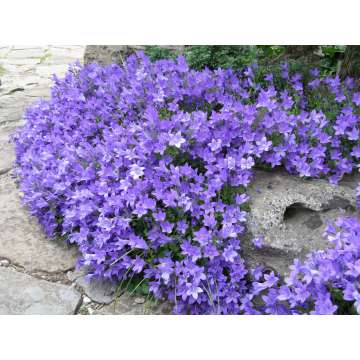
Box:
xmin=13 ymin=53 xmax=360 ymax=314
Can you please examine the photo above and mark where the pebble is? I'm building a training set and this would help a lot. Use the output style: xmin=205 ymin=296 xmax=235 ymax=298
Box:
xmin=134 ymin=297 xmax=145 ymax=304
xmin=0 ymin=259 xmax=10 ymax=267
xmin=83 ymin=295 xmax=92 ymax=304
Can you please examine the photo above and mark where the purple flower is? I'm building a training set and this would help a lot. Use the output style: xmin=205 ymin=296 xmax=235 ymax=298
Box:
xmin=168 ymin=131 xmax=185 ymax=148
xmin=209 ymin=139 xmax=222 ymax=152
xmin=203 ymin=244 xmax=219 ymax=259
xmin=256 ymin=136 xmax=272 ymax=152
xmin=352 ymin=92 xmax=360 ymax=106
xmin=223 ymin=246 xmax=238 ymax=263
xmin=158 ymin=258 xmax=174 ymax=284
xmin=133 ymin=256 xmax=146 ymax=273
xmin=252 ymin=235 xmax=264 ymax=249
xmin=128 ymin=234 xmax=148 ymax=250
xmin=226 ymin=156 xmax=236 ymax=170
xmin=160 ymin=221 xmax=174 ymax=234
xmin=185 ymin=283 xmax=203 ymax=300
xmin=153 ymin=210 xmax=166 ymax=222
xmin=240 ymin=157 xmax=254 ymax=170
xmin=194 ymin=227 xmax=211 ymax=246
xmin=350 ymin=146 xmax=360 ymax=158
xmin=181 ymin=241 xmax=201 ymax=262
xmin=129 ymin=163 xmax=145 ymax=180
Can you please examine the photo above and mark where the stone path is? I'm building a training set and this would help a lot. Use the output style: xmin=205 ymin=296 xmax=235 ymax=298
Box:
xmin=0 ymin=46 xmax=168 ymax=315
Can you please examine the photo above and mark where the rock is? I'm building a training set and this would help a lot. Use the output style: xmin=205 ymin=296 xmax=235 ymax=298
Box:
xmin=134 ymin=297 xmax=145 ymax=304
xmin=67 ymin=268 xmax=117 ymax=304
xmin=243 ymin=169 xmax=359 ymax=274
xmin=0 ymin=267 xmax=81 ymax=314
xmin=83 ymin=296 xmax=92 ymax=304
xmin=84 ymin=45 xmax=140 ymax=65
xmin=0 ymin=93 xmax=31 ymax=125
xmin=84 ymin=45 xmax=184 ymax=66
xmin=0 ymin=259 xmax=10 ymax=267
xmin=0 ymin=173 xmax=78 ymax=272
xmin=339 ymin=172 xmax=360 ymax=190
xmin=93 ymin=293 xmax=171 ymax=315
xmin=0 ymin=125 xmax=17 ymax=174
xmin=35 ymin=64 xmax=69 ymax=79
xmin=7 ymin=48 xmax=49 ymax=59
xmin=0 ymin=58 xmax=40 ymax=66
xmin=23 ymin=86 xmax=51 ymax=99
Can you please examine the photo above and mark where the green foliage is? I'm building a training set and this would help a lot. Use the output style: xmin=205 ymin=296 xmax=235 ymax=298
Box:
xmin=183 ymin=45 xmax=257 ymax=71
xmin=317 ymin=45 xmax=346 ymax=76
xmin=145 ymin=45 xmax=346 ymax=78
xmin=144 ymin=46 xmax=176 ymax=61
xmin=158 ymin=107 xmax=173 ymax=119
xmin=331 ymin=288 xmax=357 ymax=315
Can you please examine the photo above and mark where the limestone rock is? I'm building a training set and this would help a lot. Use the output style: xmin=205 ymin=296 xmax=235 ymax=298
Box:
xmin=243 ymin=169 xmax=359 ymax=274
xmin=0 ymin=173 xmax=78 ymax=272
xmin=0 ymin=125 xmax=16 ymax=174
xmin=84 ymin=45 xmax=135 ymax=65
xmin=0 ymin=267 xmax=81 ymax=314
xmin=0 ymin=93 xmax=31 ymax=125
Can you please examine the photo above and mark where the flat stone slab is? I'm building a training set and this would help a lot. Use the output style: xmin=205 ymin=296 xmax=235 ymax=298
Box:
xmin=35 ymin=64 xmax=70 ymax=78
xmin=94 ymin=293 xmax=171 ymax=315
xmin=0 ymin=125 xmax=16 ymax=174
xmin=0 ymin=267 xmax=81 ymax=314
xmin=0 ymin=93 xmax=33 ymax=125
xmin=0 ymin=173 xmax=78 ymax=272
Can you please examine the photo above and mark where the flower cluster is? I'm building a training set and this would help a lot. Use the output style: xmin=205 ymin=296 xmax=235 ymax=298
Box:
xmin=13 ymin=53 xmax=360 ymax=314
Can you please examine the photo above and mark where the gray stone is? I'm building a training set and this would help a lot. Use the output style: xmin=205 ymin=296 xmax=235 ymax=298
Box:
xmin=83 ymin=296 xmax=92 ymax=304
xmin=0 ymin=125 xmax=16 ymax=174
xmin=0 ymin=174 xmax=78 ymax=272
xmin=134 ymin=296 xmax=145 ymax=304
xmin=0 ymin=58 xmax=41 ymax=66
xmin=23 ymin=86 xmax=51 ymax=98
xmin=84 ymin=45 xmax=184 ymax=66
xmin=339 ymin=172 xmax=360 ymax=190
xmin=0 ymin=93 xmax=32 ymax=125
xmin=45 ymin=47 xmax=85 ymax=63
xmin=93 ymin=293 xmax=171 ymax=315
xmin=0 ymin=74 xmax=46 ymax=93
xmin=84 ymin=45 xmax=144 ymax=65
xmin=0 ymin=259 xmax=10 ymax=267
xmin=8 ymin=48 xmax=48 ymax=59
xmin=67 ymin=268 xmax=117 ymax=304
xmin=35 ymin=64 xmax=70 ymax=79
xmin=0 ymin=267 xmax=81 ymax=314
xmin=243 ymin=169 xmax=360 ymax=274
xmin=0 ymin=47 xmax=11 ymax=58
